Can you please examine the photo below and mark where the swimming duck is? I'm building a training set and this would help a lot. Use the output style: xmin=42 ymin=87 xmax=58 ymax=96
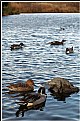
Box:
xmin=19 ymin=87 xmax=46 ymax=106
xmin=16 ymin=87 xmax=46 ymax=117
xmin=66 ymin=46 xmax=73 ymax=54
xmin=10 ymin=42 xmax=24 ymax=50
xmin=7 ymin=79 xmax=34 ymax=92
xmin=48 ymin=39 xmax=66 ymax=45
xmin=60 ymin=27 xmax=65 ymax=31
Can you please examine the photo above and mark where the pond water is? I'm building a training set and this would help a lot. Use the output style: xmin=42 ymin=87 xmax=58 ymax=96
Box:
xmin=2 ymin=13 xmax=80 ymax=121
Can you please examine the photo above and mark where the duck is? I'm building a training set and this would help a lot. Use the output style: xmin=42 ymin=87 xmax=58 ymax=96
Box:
xmin=7 ymin=79 xmax=34 ymax=92
xmin=10 ymin=42 xmax=24 ymax=50
xmin=16 ymin=87 xmax=47 ymax=117
xmin=60 ymin=27 xmax=65 ymax=31
xmin=48 ymin=39 xmax=66 ymax=45
xmin=66 ymin=46 xmax=73 ymax=54
xmin=19 ymin=86 xmax=47 ymax=107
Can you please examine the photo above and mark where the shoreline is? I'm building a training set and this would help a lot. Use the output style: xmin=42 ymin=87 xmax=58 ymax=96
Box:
xmin=2 ymin=2 xmax=80 ymax=16
xmin=2 ymin=12 xmax=80 ymax=17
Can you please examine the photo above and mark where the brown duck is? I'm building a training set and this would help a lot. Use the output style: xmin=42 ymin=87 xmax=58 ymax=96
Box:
xmin=7 ymin=79 xmax=34 ymax=92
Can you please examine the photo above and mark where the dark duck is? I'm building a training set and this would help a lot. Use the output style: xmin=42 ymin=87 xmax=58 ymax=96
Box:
xmin=48 ymin=39 xmax=66 ymax=45
xmin=16 ymin=87 xmax=47 ymax=117
xmin=66 ymin=46 xmax=73 ymax=54
xmin=10 ymin=42 xmax=24 ymax=50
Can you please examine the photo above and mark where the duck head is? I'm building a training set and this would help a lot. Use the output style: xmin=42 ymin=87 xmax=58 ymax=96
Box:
xmin=20 ymin=42 xmax=24 ymax=46
xmin=62 ymin=40 xmax=66 ymax=43
xmin=38 ymin=87 xmax=46 ymax=95
xmin=25 ymin=79 xmax=34 ymax=86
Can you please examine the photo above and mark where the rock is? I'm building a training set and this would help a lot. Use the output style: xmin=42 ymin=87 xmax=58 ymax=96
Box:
xmin=47 ymin=77 xmax=79 ymax=94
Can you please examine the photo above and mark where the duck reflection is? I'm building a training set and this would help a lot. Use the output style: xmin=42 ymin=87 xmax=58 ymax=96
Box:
xmin=15 ymin=87 xmax=47 ymax=117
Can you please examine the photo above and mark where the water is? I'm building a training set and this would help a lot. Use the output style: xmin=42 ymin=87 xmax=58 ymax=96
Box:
xmin=2 ymin=13 xmax=80 ymax=121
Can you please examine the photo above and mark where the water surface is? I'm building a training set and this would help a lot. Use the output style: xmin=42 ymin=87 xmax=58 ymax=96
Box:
xmin=2 ymin=13 xmax=80 ymax=121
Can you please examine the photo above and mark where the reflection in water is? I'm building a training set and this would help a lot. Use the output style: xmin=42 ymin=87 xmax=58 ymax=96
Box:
xmin=50 ymin=92 xmax=71 ymax=102
xmin=50 ymin=91 xmax=78 ymax=102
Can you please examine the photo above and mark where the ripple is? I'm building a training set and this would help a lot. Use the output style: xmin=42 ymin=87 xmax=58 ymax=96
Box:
xmin=2 ymin=13 xmax=80 ymax=121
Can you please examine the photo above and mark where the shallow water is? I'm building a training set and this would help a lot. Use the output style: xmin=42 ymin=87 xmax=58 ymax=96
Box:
xmin=2 ymin=13 xmax=80 ymax=121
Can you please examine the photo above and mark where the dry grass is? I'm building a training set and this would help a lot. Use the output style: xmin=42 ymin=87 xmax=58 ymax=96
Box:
xmin=2 ymin=2 xmax=80 ymax=16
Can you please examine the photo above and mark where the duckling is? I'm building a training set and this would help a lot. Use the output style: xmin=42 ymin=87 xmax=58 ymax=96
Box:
xmin=7 ymin=79 xmax=34 ymax=92
xmin=66 ymin=46 xmax=73 ymax=54
xmin=48 ymin=39 xmax=66 ymax=45
xmin=10 ymin=42 xmax=24 ymax=50
xmin=16 ymin=87 xmax=46 ymax=117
